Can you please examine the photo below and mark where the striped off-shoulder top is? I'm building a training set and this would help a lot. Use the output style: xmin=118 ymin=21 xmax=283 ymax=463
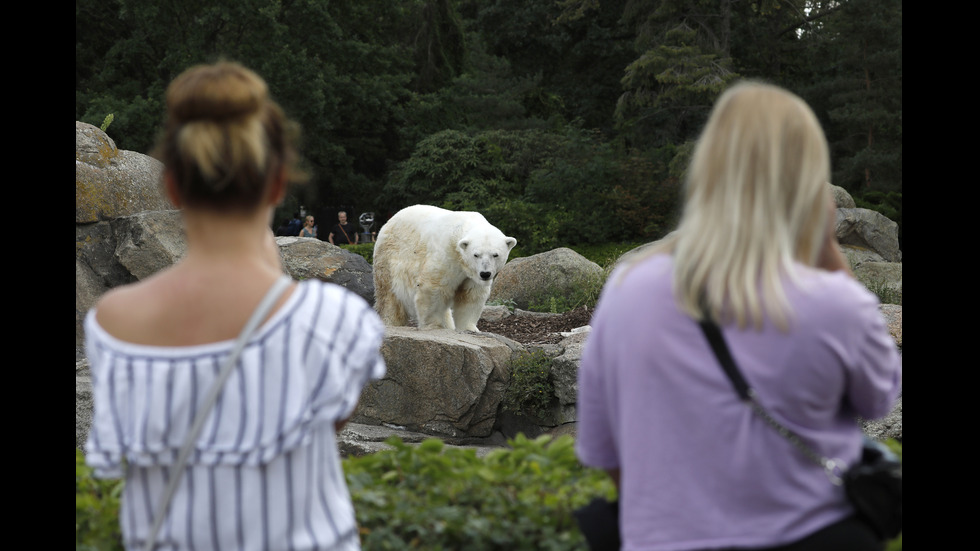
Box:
xmin=84 ymin=278 xmax=386 ymax=550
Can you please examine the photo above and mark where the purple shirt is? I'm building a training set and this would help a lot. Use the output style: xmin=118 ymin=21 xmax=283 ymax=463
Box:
xmin=575 ymin=254 xmax=901 ymax=550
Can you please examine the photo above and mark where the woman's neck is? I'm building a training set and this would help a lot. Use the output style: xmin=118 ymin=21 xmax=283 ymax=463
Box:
xmin=180 ymin=206 xmax=276 ymax=266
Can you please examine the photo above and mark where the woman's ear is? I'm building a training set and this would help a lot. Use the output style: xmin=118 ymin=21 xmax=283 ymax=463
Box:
xmin=267 ymin=166 xmax=287 ymax=205
xmin=163 ymin=171 xmax=182 ymax=208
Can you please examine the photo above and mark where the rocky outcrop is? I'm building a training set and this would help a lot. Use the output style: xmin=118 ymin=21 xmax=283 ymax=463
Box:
xmin=490 ymin=247 xmax=603 ymax=310
xmin=352 ymin=327 xmax=522 ymax=438
xmin=836 ymin=208 xmax=901 ymax=263
xmin=75 ymin=122 xmax=171 ymax=222
xmin=75 ymin=213 xmax=375 ymax=360
xmin=830 ymin=184 xmax=856 ymax=209
xmin=276 ymin=236 xmax=375 ymax=304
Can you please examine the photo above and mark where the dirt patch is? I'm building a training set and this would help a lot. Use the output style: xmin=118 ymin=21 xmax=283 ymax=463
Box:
xmin=478 ymin=306 xmax=594 ymax=344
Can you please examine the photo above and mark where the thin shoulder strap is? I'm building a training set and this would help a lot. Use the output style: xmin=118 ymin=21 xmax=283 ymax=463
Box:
xmin=144 ymin=275 xmax=293 ymax=551
xmin=697 ymin=318 xmax=750 ymax=400
xmin=697 ymin=316 xmax=846 ymax=485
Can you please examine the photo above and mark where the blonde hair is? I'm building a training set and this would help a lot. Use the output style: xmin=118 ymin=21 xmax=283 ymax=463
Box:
xmin=643 ymin=81 xmax=830 ymax=330
xmin=153 ymin=61 xmax=303 ymax=211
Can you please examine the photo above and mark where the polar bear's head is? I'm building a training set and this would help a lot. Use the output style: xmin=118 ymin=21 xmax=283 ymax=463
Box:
xmin=457 ymin=231 xmax=517 ymax=285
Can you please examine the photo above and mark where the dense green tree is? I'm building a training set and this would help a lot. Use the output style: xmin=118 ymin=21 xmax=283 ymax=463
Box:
xmin=614 ymin=0 xmax=740 ymax=152
xmin=461 ymin=0 xmax=634 ymax=133
xmin=76 ymin=0 xmax=435 ymax=214
xmin=76 ymin=0 xmax=900 ymax=247
xmin=818 ymin=0 xmax=902 ymax=195
xmin=383 ymin=127 xmax=679 ymax=253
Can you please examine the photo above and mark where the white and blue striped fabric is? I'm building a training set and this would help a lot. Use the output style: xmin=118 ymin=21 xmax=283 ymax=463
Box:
xmin=84 ymin=279 xmax=386 ymax=550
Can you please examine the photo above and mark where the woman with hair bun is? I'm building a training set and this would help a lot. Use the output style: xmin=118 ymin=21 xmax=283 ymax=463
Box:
xmin=84 ymin=61 xmax=385 ymax=550
xmin=575 ymin=82 xmax=901 ymax=550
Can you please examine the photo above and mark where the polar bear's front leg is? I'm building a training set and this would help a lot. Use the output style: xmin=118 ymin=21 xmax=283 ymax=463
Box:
xmin=452 ymin=281 xmax=493 ymax=332
xmin=415 ymin=283 xmax=455 ymax=330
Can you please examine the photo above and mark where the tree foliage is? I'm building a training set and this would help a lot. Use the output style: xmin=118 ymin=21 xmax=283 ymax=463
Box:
xmin=76 ymin=0 xmax=901 ymax=246
xmin=383 ymin=126 xmax=679 ymax=254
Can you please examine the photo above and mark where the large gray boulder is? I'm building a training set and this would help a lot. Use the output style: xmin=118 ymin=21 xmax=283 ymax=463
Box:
xmin=76 ymin=122 xmax=171 ymax=222
xmin=76 ymin=214 xmax=375 ymax=360
xmin=489 ymin=247 xmax=602 ymax=310
xmin=276 ymin=236 xmax=375 ymax=304
xmin=836 ymin=207 xmax=901 ymax=263
xmin=352 ymin=327 xmax=521 ymax=438
xmin=830 ymin=184 xmax=856 ymax=209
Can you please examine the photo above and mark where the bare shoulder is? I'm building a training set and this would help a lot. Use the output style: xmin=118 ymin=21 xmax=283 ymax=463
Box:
xmin=93 ymin=278 xmax=165 ymax=341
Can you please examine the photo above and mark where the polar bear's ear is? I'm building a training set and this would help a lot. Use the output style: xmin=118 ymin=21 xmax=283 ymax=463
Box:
xmin=458 ymin=239 xmax=470 ymax=252
xmin=505 ymin=237 xmax=517 ymax=251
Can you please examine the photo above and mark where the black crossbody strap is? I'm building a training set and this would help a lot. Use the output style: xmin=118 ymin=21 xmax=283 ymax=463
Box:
xmin=697 ymin=319 xmax=750 ymax=400
xmin=697 ymin=317 xmax=846 ymax=484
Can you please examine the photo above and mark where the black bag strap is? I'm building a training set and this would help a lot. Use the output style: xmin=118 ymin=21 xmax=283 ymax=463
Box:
xmin=697 ymin=318 xmax=750 ymax=400
xmin=697 ymin=316 xmax=846 ymax=484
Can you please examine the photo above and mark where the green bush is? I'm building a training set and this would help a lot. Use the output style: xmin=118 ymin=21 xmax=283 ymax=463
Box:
xmin=77 ymin=437 xmax=903 ymax=550
xmin=567 ymin=242 xmax=647 ymax=268
xmin=76 ymin=449 xmax=124 ymax=551
xmin=341 ymin=242 xmax=376 ymax=265
xmin=345 ymin=434 xmax=613 ymax=550
xmin=502 ymin=351 xmax=556 ymax=418
xmin=382 ymin=128 xmax=679 ymax=256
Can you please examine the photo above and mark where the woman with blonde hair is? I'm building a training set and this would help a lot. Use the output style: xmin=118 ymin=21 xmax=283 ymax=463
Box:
xmin=84 ymin=61 xmax=385 ymax=550
xmin=576 ymin=81 xmax=901 ymax=550
xmin=300 ymin=214 xmax=317 ymax=238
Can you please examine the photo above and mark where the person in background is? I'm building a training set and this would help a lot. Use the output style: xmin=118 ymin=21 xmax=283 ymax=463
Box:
xmin=328 ymin=210 xmax=359 ymax=245
xmin=285 ymin=211 xmax=303 ymax=236
xmin=274 ymin=218 xmax=292 ymax=236
xmin=575 ymin=81 xmax=901 ymax=551
xmin=84 ymin=60 xmax=386 ymax=551
xmin=300 ymin=214 xmax=317 ymax=238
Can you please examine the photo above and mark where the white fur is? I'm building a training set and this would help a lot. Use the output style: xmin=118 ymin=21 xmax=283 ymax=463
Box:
xmin=373 ymin=205 xmax=517 ymax=331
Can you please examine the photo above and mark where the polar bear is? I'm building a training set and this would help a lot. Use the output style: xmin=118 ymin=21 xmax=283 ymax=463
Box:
xmin=373 ymin=204 xmax=517 ymax=331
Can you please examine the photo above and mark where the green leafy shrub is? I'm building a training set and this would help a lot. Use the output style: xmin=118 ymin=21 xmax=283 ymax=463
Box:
xmin=568 ymin=242 xmax=647 ymax=268
xmin=76 ymin=449 xmax=124 ymax=551
xmin=502 ymin=350 xmax=556 ymax=418
xmin=342 ymin=242 xmax=376 ymax=265
xmin=76 ymin=438 xmax=901 ymax=549
xmin=344 ymin=434 xmax=614 ymax=550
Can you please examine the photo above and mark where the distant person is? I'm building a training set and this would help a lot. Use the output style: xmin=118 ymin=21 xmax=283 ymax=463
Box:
xmin=299 ymin=214 xmax=317 ymax=238
xmin=576 ymin=81 xmax=901 ymax=550
xmin=83 ymin=60 xmax=386 ymax=551
xmin=285 ymin=211 xmax=303 ymax=236
xmin=274 ymin=218 xmax=292 ymax=236
xmin=328 ymin=210 xmax=359 ymax=245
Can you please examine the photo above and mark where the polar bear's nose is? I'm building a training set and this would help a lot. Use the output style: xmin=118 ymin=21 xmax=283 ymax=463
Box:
xmin=480 ymin=271 xmax=492 ymax=280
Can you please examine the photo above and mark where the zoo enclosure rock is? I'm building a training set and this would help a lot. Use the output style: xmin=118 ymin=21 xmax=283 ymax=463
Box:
xmin=351 ymin=327 xmax=522 ymax=438
xmin=76 ymin=121 xmax=171 ymax=223
xmin=489 ymin=247 xmax=602 ymax=310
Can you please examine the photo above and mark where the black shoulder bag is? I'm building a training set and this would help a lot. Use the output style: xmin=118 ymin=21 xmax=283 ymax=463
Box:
xmin=697 ymin=317 xmax=902 ymax=540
